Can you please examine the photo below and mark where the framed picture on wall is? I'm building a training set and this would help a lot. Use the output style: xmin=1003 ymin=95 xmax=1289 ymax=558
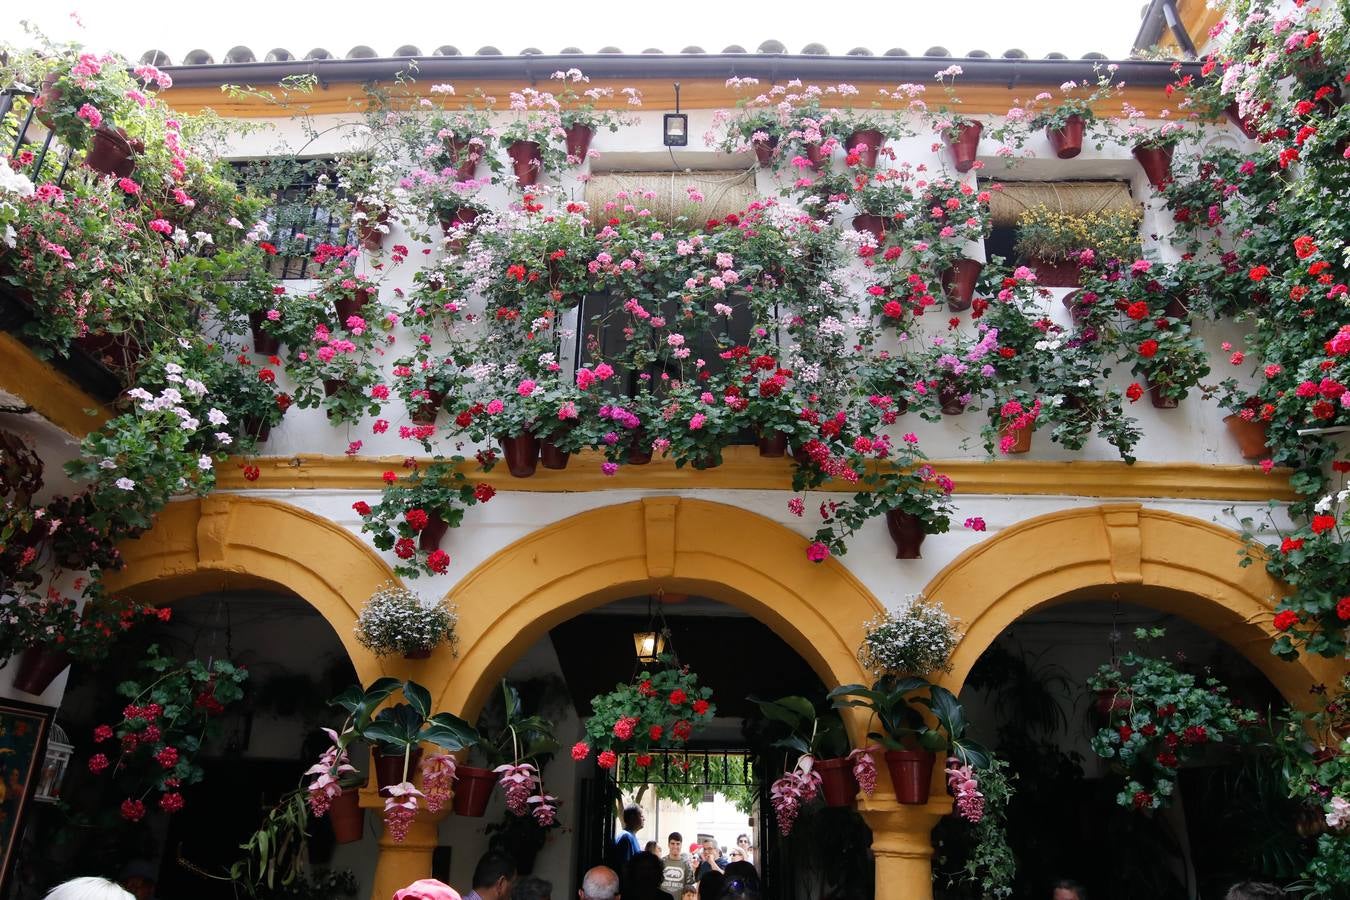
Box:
xmin=0 ymin=696 xmax=54 ymax=894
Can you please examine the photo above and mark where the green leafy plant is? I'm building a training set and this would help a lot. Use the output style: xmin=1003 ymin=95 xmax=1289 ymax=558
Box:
xmin=829 ymin=676 xmax=990 ymax=768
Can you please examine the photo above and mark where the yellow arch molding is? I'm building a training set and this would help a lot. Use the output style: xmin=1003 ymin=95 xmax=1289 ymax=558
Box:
xmin=926 ymin=503 xmax=1345 ymax=705
xmin=104 ymin=494 xmax=399 ymax=687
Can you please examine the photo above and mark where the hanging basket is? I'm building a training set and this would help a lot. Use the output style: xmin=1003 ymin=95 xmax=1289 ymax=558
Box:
xmin=1045 ymin=115 xmax=1085 ymax=159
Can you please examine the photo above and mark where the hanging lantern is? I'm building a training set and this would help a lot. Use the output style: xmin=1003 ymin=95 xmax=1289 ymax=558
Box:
xmin=35 ymin=723 xmax=72 ymax=803
xmin=632 ymin=630 xmax=666 ymax=664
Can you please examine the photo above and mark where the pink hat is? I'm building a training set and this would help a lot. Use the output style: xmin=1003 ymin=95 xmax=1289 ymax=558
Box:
xmin=392 ymin=880 xmax=462 ymax=900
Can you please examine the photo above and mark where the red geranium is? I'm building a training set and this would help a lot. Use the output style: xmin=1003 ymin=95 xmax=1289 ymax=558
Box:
xmin=597 ymin=750 xmax=618 ymax=770
xmin=1311 ymin=515 xmax=1337 ymax=535
xmin=669 ymin=689 xmax=687 ymax=707
xmin=1138 ymin=339 xmax=1159 ymax=358
xmin=1274 ymin=610 xmax=1300 ymax=631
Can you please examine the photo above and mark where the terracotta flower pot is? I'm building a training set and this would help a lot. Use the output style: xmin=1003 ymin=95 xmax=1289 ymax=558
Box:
xmin=757 ymin=431 xmax=788 ymax=458
xmin=1000 ymin=421 xmax=1034 ymax=454
xmin=1224 ymin=415 xmax=1271 ymax=460
xmin=248 ymin=311 xmax=281 ymax=355
xmin=945 ymin=120 xmax=983 ymax=173
xmin=418 ymin=510 xmax=449 ymax=553
xmin=1062 ymin=290 xmax=1092 ymax=324
xmin=565 ymin=123 xmax=595 ymax=162
xmin=334 ymin=287 xmax=374 ymax=324
xmin=815 ymin=757 xmax=861 ymax=808
xmin=690 ymin=453 xmax=722 ymax=470
xmin=752 ymin=134 xmax=779 ymax=167
xmin=1132 ymin=144 xmax=1174 ymax=191
xmin=328 ymin=787 xmax=366 ymax=844
xmin=852 ymin=214 xmax=887 ymax=245
xmin=440 ymin=207 xmax=480 ymax=235
xmin=452 ymin=764 xmax=498 ymax=817
xmin=499 ymin=433 xmax=540 ymax=478
xmin=243 ymin=415 xmax=271 ymax=443
xmin=1033 ymin=258 xmax=1082 ymax=288
xmin=84 ymin=126 xmax=136 ymax=177
xmin=12 ymin=647 xmax=71 ymax=695
xmin=884 ymin=750 xmax=935 ymax=805
xmin=1225 ymin=102 xmax=1260 ymax=139
xmin=626 ymin=432 xmax=653 ymax=465
xmin=884 ymin=510 xmax=927 ymax=560
xmin=1093 ymin=688 xmax=1132 ymax=722
xmin=540 ymin=439 xmax=571 ymax=470
xmin=355 ymin=205 xmax=390 ymax=251
xmin=941 ymin=258 xmax=982 ymax=312
xmin=373 ymin=748 xmax=423 ymax=792
xmin=1147 ymin=377 xmax=1179 ymax=409
xmin=804 ymin=142 xmax=829 ymax=171
xmin=402 ymin=648 xmax=432 ymax=660
xmin=446 ymin=135 xmax=480 ymax=181
xmin=323 ymin=378 xmax=349 ymax=398
xmin=34 ymin=72 xmax=62 ymax=129
xmin=507 ymin=140 xmax=543 ymax=188
xmin=846 ymin=129 xmax=885 ymax=167
xmin=938 ymin=385 xmax=967 ymax=416
xmin=1045 ymin=115 xmax=1085 ymax=159
xmin=410 ymin=390 xmax=445 ymax=426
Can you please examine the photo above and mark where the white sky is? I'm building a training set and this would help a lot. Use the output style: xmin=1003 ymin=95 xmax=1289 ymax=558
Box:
xmin=4 ymin=1 xmax=1148 ymax=64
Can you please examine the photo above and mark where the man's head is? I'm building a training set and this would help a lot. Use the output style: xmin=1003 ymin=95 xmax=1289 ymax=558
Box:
xmin=702 ymin=838 xmax=718 ymax=856
xmin=1052 ymin=880 xmax=1087 ymax=900
xmin=621 ymin=804 xmax=644 ymax=832
xmin=736 ymin=835 xmax=750 ymax=851
xmin=667 ymin=832 xmax=683 ymax=857
xmin=578 ymin=866 xmax=619 ymax=900
xmin=471 ymin=852 xmax=517 ymax=900
xmin=1225 ymin=884 xmax=1285 ymax=900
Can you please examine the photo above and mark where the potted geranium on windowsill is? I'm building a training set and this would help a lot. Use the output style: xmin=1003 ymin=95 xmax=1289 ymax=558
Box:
xmin=355 ymin=583 xmax=458 ymax=660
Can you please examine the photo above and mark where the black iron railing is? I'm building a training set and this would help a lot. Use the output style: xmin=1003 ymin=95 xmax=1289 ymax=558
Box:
xmin=0 ymin=87 xmax=75 ymax=186
xmin=229 ymin=158 xmax=354 ymax=279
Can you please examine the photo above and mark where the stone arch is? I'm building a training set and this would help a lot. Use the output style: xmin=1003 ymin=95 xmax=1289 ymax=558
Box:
xmin=924 ymin=503 xmax=1343 ymax=703
xmin=433 ymin=496 xmax=882 ymax=723
xmin=104 ymin=494 xmax=399 ymax=686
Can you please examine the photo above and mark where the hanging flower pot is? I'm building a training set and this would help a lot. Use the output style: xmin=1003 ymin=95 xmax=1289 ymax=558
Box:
xmin=565 ymin=123 xmax=595 ymax=162
xmin=1061 ymin=290 xmax=1091 ymax=324
xmin=1045 ymin=114 xmax=1085 ymax=159
xmin=11 ymin=647 xmax=71 ymax=695
xmin=441 ymin=207 xmax=480 ymax=234
xmin=373 ymin=748 xmax=424 ymax=792
xmin=84 ymin=126 xmax=136 ymax=177
xmin=1033 ymin=258 xmax=1082 ymax=288
xmin=751 ymin=134 xmax=779 ymax=167
xmin=941 ymin=258 xmax=983 ymax=312
xmin=1224 ymin=102 xmax=1261 ymax=140
xmin=1223 ymin=415 xmax=1271 ymax=460
xmin=804 ymin=142 xmax=829 ymax=171
xmin=452 ymin=765 xmax=499 ymax=817
xmin=1132 ymin=144 xmax=1174 ymax=191
xmin=499 ymin=433 xmax=540 ymax=478
xmin=243 ymin=416 xmax=271 ymax=444
xmin=626 ymin=431 xmax=653 ymax=465
xmin=1147 ymin=376 xmax=1179 ymax=409
xmin=1093 ymin=687 xmax=1132 ymax=721
xmin=334 ymin=286 xmax=375 ymax=324
xmin=846 ymin=129 xmax=886 ymax=168
xmin=884 ymin=510 xmax=927 ymax=560
xmin=410 ymin=391 xmax=445 ymax=426
xmin=938 ymin=384 xmax=966 ymax=416
xmin=757 ymin=431 xmax=788 ymax=458
xmin=540 ymin=439 xmax=572 ymax=470
xmin=248 ymin=311 xmax=281 ymax=355
xmin=945 ymin=120 xmax=983 ymax=173
xmin=328 ymin=786 xmax=366 ymax=843
xmin=322 ymin=378 xmax=349 ymax=398
xmin=852 ymin=214 xmax=887 ymax=245
xmin=446 ymin=135 xmax=480 ymax=181
xmin=884 ymin=750 xmax=935 ymax=805
xmin=34 ymin=72 xmax=61 ymax=129
xmin=418 ymin=510 xmax=449 ymax=553
xmin=402 ymin=647 xmax=432 ymax=660
xmin=355 ymin=205 xmax=391 ymax=251
xmin=815 ymin=757 xmax=860 ymax=807
xmin=1000 ymin=421 xmax=1034 ymax=454
xmin=507 ymin=140 xmax=543 ymax=188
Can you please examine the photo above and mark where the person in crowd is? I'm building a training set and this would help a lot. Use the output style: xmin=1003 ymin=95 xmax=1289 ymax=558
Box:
xmin=695 ymin=872 xmax=724 ymax=900
xmin=734 ymin=835 xmax=753 ymax=868
xmin=660 ymin=831 xmax=695 ymax=900
xmin=693 ymin=839 xmax=727 ymax=880
xmin=512 ymin=877 xmax=551 ymax=900
xmin=726 ymin=848 xmax=745 ymax=866
xmin=611 ymin=805 xmax=645 ymax=870
xmin=621 ymin=852 xmax=665 ymax=900
xmin=716 ymin=863 xmax=759 ymax=900
xmin=1225 ymin=884 xmax=1285 ymax=900
xmin=395 ymin=880 xmax=463 ymax=900
xmin=644 ymin=841 xmax=660 ymax=856
xmin=577 ymin=866 xmax=620 ymax=900
xmin=464 ymin=852 xmax=517 ymax=900
xmin=44 ymin=880 xmax=134 ymax=900
xmin=1051 ymin=880 xmax=1087 ymax=900
xmin=681 ymin=892 xmax=698 ymax=900
xmin=119 ymin=861 xmax=157 ymax=900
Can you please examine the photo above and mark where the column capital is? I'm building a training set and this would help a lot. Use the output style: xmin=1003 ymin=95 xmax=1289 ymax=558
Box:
xmin=858 ymin=797 xmax=951 ymax=900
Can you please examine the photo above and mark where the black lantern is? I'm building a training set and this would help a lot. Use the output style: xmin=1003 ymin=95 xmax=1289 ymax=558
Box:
xmin=663 ymin=83 xmax=688 ymax=147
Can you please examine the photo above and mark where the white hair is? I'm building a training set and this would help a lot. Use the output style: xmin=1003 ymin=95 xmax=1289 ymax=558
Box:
xmin=45 ymin=878 xmax=134 ymax=900
xmin=579 ymin=866 xmax=619 ymax=900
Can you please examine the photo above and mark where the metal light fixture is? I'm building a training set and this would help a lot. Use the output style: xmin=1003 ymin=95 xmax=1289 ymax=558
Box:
xmin=35 ymin=723 xmax=73 ymax=803
xmin=632 ymin=629 xmax=666 ymax=664
xmin=663 ymin=82 xmax=688 ymax=147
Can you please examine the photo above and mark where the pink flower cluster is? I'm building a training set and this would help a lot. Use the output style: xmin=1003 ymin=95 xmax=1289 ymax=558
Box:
xmin=528 ymin=790 xmax=559 ymax=826
xmin=770 ymin=756 xmax=823 ymax=835
xmin=945 ymin=758 xmax=984 ymax=823
xmin=848 ymin=746 xmax=879 ymax=796
xmin=304 ymin=727 xmax=357 ymax=816
xmin=494 ymin=762 xmax=540 ymax=816
xmin=420 ymin=753 xmax=458 ymax=814
xmin=383 ymin=782 xmax=425 ymax=842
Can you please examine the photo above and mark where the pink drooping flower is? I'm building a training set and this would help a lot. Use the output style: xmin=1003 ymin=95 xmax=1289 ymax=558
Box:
xmin=383 ymin=782 xmax=425 ymax=842
xmin=770 ymin=756 xmax=821 ymax=835
xmin=945 ymin=758 xmax=985 ymax=823
xmin=495 ymin=762 xmax=539 ymax=816
xmin=528 ymin=790 xmax=559 ymax=826
xmin=303 ymin=727 xmax=357 ymax=816
xmin=420 ymin=753 xmax=458 ymax=814
xmin=849 ymin=746 xmax=880 ymax=797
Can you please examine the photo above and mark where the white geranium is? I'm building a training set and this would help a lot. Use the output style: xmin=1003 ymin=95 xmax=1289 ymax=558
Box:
xmin=859 ymin=595 xmax=962 ymax=676
xmin=355 ymin=582 xmax=458 ymax=657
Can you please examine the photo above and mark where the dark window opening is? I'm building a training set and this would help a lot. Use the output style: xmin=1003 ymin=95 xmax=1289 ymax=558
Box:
xmin=230 ymin=158 xmax=353 ymax=279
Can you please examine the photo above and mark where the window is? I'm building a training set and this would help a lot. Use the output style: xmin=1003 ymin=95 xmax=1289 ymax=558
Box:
xmin=230 ymin=157 xmax=352 ymax=279
xmin=981 ymin=179 xmax=1139 ymax=267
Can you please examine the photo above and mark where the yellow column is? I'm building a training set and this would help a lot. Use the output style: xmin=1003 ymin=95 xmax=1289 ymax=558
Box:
xmin=368 ymin=790 xmax=448 ymax=900
xmin=857 ymin=793 xmax=951 ymax=900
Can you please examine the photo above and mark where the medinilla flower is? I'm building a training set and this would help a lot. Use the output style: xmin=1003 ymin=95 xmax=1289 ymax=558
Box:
xmin=945 ymin=758 xmax=984 ymax=823
xmin=528 ymin=791 xmax=559 ymax=826
xmin=303 ymin=727 xmax=356 ymax=816
xmin=383 ymin=782 xmax=425 ymax=842
xmin=420 ymin=753 xmax=458 ymax=814
xmin=495 ymin=762 xmax=539 ymax=816
xmin=849 ymin=746 xmax=880 ymax=796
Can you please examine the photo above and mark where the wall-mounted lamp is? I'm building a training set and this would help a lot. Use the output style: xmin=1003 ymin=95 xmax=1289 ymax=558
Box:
xmin=632 ymin=629 xmax=667 ymax=664
xmin=664 ymin=82 xmax=688 ymax=147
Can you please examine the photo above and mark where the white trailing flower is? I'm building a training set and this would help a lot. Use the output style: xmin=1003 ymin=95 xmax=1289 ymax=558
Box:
xmin=355 ymin=582 xmax=457 ymax=657
xmin=858 ymin=595 xmax=962 ymax=676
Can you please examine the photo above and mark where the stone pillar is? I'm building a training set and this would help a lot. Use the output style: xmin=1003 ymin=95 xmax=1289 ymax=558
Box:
xmin=368 ymin=791 xmax=447 ymax=900
xmin=858 ymin=794 xmax=951 ymax=900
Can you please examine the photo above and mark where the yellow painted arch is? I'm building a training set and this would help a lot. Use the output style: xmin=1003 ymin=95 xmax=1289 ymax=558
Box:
xmin=104 ymin=494 xmax=399 ymax=687
xmin=925 ymin=503 xmax=1344 ymax=704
